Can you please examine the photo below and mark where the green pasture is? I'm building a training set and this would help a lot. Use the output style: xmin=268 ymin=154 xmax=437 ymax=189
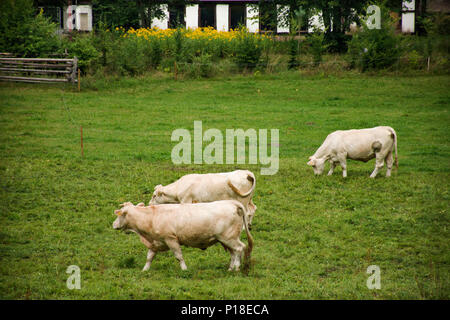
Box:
xmin=0 ymin=73 xmax=448 ymax=299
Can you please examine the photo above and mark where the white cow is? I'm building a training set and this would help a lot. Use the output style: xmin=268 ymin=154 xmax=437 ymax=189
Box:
xmin=307 ymin=126 xmax=398 ymax=178
xmin=149 ymin=170 xmax=257 ymax=228
xmin=113 ymin=200 xmax=253 ymax=271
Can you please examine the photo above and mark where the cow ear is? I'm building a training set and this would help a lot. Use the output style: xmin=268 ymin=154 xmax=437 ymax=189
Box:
xmin=115 ymin=209 xmax=124 ymax=216
xmin=154 ymin=184 xmax=162 ymax=190
xmin=307 ymin=159 xmax=315 ymax=166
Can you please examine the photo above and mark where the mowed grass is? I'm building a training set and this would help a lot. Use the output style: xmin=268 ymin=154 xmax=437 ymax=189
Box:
xmin=0 ymin=73 xmax=449 ymax=299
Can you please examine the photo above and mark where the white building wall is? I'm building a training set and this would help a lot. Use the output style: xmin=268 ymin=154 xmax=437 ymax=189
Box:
xmin=186 ymin=4 xmax=199 ymax=29
xmin=277 ymin=5 xmax=290 ymax=33
xmin=64 ymin=5 xmax=92 ymax=31
xmin=216 ymin=4 xmax=229 ymax=31
xmin=402 ymin=12 xmax=415 ymax=33
xmin=246 ymin=4 xmax=259 ymax=33
xmin=402 ymin=0 xmax=415 ymax=33
xmin=75 ymin=5 xmax=92 ymax=31
xmin=151 ymin=4 xmax=169 ymax=29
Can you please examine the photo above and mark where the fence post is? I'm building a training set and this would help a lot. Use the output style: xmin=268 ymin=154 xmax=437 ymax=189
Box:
xmin=174 ymin=61 xmax=178 ymax=80
xmin=78 ymin=68 xmax=80 ymax=92
xmin=80 ymin=126 xmax=84 ymax=157
xmin=72 ymin=56 xmax=78 ymax=84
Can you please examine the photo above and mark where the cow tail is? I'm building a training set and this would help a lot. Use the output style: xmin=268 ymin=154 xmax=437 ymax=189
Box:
xmin=227 ymin=172 xmax=256 ymax=198
xmin=389 ymin=127 xmax=398 ymax=169
xmin=237 ymin=204 xmax=253 ymax=266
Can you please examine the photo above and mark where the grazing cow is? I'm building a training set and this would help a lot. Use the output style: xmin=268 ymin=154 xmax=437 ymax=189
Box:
xmin=113 ymin=200 xmax=253 ymax=271
xmin=149 ymin=170 xmax=257 ymax=228
xmin=307 ymin=126 xmax=398 ymax=178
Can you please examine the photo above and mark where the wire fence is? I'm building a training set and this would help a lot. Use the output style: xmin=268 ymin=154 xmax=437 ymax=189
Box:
xmin=156 ymin=53 xmax=437 ymax=79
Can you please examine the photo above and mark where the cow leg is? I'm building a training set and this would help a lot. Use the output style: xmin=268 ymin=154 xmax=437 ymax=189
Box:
xmin=229 ymin=251 xmax=239 ymax=271
xmin=385 ymin=151 xmax=393 ymax=177
xmin=339 ymin=158 xmax=347 ymax=178
xmin=370 ymin=153 xmax=385 ymax=178
xmin=220 ymin=239 xmax=245 ymax=271
xmin=328 ymin=161 xmax=336 ymax=176
xmin=229 ymin=242 xmax=245 ymax=271
xmin=142 ymin=249 xmax=156 ymax=271
xmin=166 ymin=239 xmax=188 ymax=270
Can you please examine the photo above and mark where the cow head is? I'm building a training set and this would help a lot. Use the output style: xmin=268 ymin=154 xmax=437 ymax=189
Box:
xmin=149 ymin=184 xmax=175 ymax=205
xmin=113 ymin=203 xmax=133 ymax=230
xmin=307 ymin=156 xmax=326 ymax=175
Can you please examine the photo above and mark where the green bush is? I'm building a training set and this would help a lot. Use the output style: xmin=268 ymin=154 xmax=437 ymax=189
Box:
xmin=405 ymin=49 xmax=424 ymax=69
xmin=63 ymin=33 xmax=101 ymax=73
xmin=288 ymin=39 xmax=299 ymax=69
xmin=147 ymin=38 xmax=163 ymax=68
xmin=233 ymin=28 xmax=264 ymax=70
xmin=306 ymin=31 xmax=328 ymax=66
xmin=0 ymin=0 xmax=61 ymax=57
xmin=100 ymin=34 xmax=152 ymax=76
xmin=421 ymin=13 xmax=450 ymax=36
xmin=184 ymin=53 xmax=214 ymax=78
xmin=347 ymin=7 xmax=402 ymax=71
xmin=434 ymin=14 xmax=450 ymax=35
xmin=92 ymin=23 xmax=118 ymax=68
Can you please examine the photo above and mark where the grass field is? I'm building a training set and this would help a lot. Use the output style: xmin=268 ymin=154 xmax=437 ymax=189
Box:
xmin=0 ymin=73 xmax=449 ymax=299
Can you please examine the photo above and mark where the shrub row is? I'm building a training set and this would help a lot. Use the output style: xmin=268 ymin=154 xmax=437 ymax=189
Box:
xmin=0 ymin=0 xmax=448 ymax=77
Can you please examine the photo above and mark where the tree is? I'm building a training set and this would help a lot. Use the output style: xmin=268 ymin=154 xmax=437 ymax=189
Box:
xmin=276 ymin=0 xmax=371 ymax=52
xmin=0 ymin=0 xmax=60 ymax=56
xmin=311 ymin=0 xmax=370 ymax=52
xmin=92 ymin=0 xmax=140 ymax=29
xmin=91 ymin=0 xmax=191 ymax=29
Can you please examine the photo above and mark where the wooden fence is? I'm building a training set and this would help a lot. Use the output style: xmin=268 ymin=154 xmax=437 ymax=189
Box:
xmin=0 ymin=57 xmax=78 ymax=84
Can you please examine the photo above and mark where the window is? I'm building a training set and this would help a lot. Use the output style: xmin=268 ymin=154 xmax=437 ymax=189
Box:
xmin=39 ymin=6 xmax=63 ymax=29
xmin=80 ymin=13 xmax=88 ymax=30
xmin=259 ymin=1 xmax=277 ymax=32
xmin=229 ymin=5 xmax=246 ymax=30
xmin=199 ymin=4 xmax=216 ymax=28
xmin=169 ymin=4 xmax=185 ymax=28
